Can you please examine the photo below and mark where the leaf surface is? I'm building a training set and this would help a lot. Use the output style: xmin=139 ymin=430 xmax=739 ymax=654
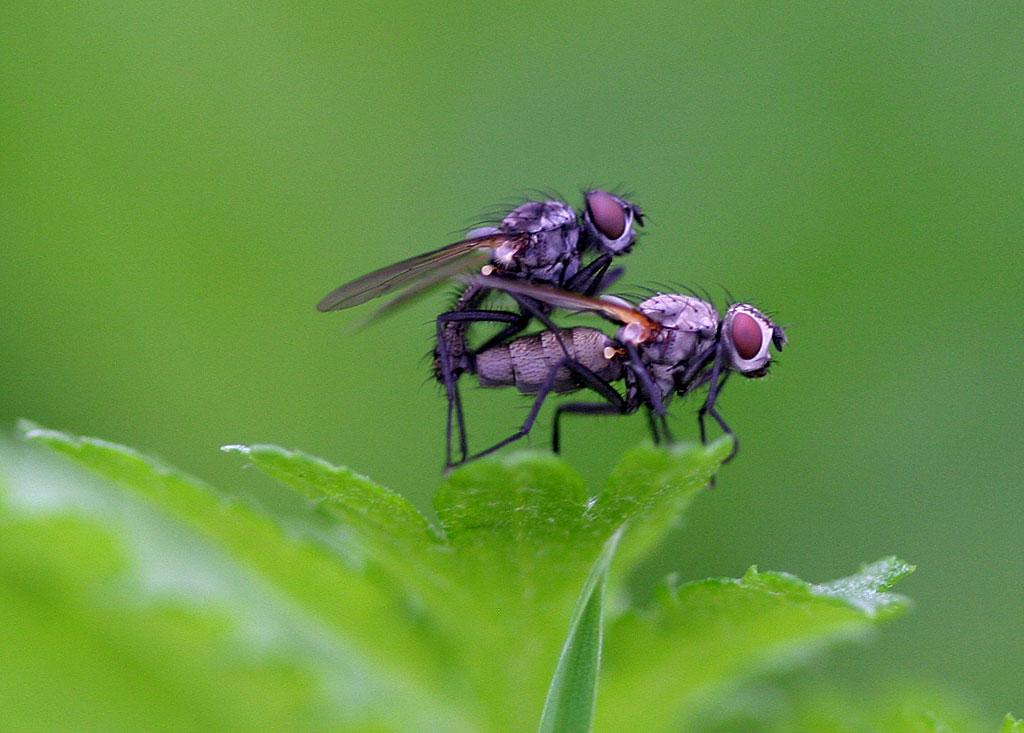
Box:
xmin=7 ymin=425 xmax=945 ymax=732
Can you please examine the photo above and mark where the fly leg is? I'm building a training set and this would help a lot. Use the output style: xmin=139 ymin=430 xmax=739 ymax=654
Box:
xmin=553 ymin=404 xmax=628 ymax=453
xmin=435 ymin=309 xmax=523 ymax=469
xmin=646 ymin=409 xmax=664 ymax=445
xmin=593 ymin=265 xmax=625 ymax=294
xmin=566 ymin=254 xmax=613 ymax=295
xmin=469 ymin=292 xmax=565 ymax=360
xmin=461 ymin=356 xmax=608 ymax=465
xmin=551 ymin=365 xmax=630 ymax=453
xmin=472 ymin=311 xmax=531 ymax=355
xmin=623 ymin=342 xmax=673 ymax=444
xmin=698 ymin=369 xmax=735 ymax=461
xmin=475 ymin=292 xmax=576 ymax=360
xmin=436 ymin=294 xmax=573 ymax=468
xmin=696 ymin=355 xmax=734 ymax=488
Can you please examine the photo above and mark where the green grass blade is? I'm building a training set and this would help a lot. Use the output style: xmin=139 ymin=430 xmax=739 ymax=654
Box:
xmin=538 ymin=526 xmax=623 ymax=733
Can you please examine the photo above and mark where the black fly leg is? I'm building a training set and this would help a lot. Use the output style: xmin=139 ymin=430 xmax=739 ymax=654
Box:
xmin=435 ymin=290 xmax=584 ymax=468
xmin=434 ymin=314 xmax=462 ymax=467
xmin=706 ymin=402 xmax=736 ymax=461
xmin=550 ymin=362 xmax=630 ymax=453
xmin=435 ymin=309 xmax=523 ymax=468
xmin=593 ymin=266 xmax=625 ymax=294
xmin=674 ymin=351 xmax=716 ymax=398
xmin=473 ymin=311 xmax=531 ymax=355
xmin=646 ymin=410 xmax=661 ymax=444
xmin=506 ymin=293 xmax=577 ymax=358
xmin=554 ymin=404 xmax=626 ymax=454
xmin=699 ymin=368 xmax=736 ymax=462
xmin=697 ymin=354 xmax=722 ymax=448
xmin=472 ymin=292 xmax=563 ymax=357
xmin=657 ymin=413 xmax=672 ymax=444
xmin=461 ymin=356 xmax=616 ymax=465
xmin=623 ymin=342 xmax=674 ymax=444
xmin=696 ymin=354 xmax=735 ymax=488
xmin=566 ymin=254 xmax=612 ymax=295
xmin=459 ymin=368 xmax=560 ymax=465
xmin=566 ymin=253 xmax=626 ymax=296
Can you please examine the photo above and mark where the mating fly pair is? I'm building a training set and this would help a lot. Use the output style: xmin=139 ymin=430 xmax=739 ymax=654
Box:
xmin=317 ymin=189 xmax=786 ymax=470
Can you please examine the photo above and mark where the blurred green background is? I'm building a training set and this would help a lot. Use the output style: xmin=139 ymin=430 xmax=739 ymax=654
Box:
xmin=2 ymin=0 xmax=1021 ymax=717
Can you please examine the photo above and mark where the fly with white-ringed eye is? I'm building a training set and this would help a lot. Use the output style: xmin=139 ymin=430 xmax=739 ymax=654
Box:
xmin=451 ymin=275 xmax=787 ymax=468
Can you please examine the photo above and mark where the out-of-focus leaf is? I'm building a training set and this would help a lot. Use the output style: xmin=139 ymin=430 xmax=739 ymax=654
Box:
xmin=687 ymin=682 xmax=992 ymax=732
xmin=597 ymin=560 xmax=914 ymax=731
xmin=14 ymin=425 xmax=473 ymax=731
xmin=232 ymin=438 xmax=730 ymax=732
xmin=13 ymin=424 xmax=943 ymax=733
xmin=1002 ymin=714 xmax=1024 ymax=733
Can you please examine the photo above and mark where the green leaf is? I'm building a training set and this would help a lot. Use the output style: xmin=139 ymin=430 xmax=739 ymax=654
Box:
xmin=598 ymin=440 xmax=732 ymax=579
xmin=812 ymin=556 xmax=915 ymax=619
xmin=685 ymin=683 xmax=992 ymax=732
xmin=597 ymin=560 xmax=914 ymax=731
xmin=220 ymin=443 xmax=436 ymax=546
xmin=14 ymin=424 xmax=474 ymax=731
xmin=219 ymin=443 xmax=442 ymax=594
xmin=12 ymin=424 xmax=936 ymax=732
xmin=237 ymin=440 xmax=729 ymax=731
xmin=1002 ymin=714 xmax=1024 ymax=733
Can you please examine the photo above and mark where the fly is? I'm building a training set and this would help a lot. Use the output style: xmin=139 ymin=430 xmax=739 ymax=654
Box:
xmin=452 ymin=275 xmax=787 ymax=468
xmin=317 ymin=190 xmax=645 ymax=469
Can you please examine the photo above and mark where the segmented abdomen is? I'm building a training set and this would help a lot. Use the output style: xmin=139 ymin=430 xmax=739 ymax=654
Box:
xmin=474 ymin=328 xmax=622 ymax=394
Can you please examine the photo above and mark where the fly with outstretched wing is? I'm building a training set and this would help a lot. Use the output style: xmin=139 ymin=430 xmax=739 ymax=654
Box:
xmin=317 ymin=190 xmax=645 ymax=469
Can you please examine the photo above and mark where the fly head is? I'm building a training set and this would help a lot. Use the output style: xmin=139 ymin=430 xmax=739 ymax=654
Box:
xmin=581 ymin=190 xmax=644 ymax=255
xmin=721 ymin=304 xmax=784 ymax=378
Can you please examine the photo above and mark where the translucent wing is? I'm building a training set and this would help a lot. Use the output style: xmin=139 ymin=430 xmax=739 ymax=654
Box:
xmin=471 ymin=275 xmax=660 ymax=340
xmin=357 ymin=252 xmax=490 ymax=327
xmin=316 ymin=233 xmax=524 ymax=312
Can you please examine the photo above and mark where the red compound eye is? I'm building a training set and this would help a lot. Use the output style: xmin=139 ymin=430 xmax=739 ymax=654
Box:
xmin=732 ymin=312 xmax=763 ymax=360
xmin=585 ymin=190 xmax=627 ymax=239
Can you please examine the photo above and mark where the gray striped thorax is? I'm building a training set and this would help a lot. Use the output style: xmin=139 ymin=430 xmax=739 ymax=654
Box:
xmin=495 ymin=200 xmax=581 ymax=285
xmin=629 ymin=294 xmax=719 ymax=397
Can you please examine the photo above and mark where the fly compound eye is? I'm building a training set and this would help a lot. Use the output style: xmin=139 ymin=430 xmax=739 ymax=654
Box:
xmin=731 ymin=312 xmax=763 ymax=360
xmin=585 ymin=190 xmax=627 ymax=240
xmin=726 ymin=306 xmax=774 ymax=375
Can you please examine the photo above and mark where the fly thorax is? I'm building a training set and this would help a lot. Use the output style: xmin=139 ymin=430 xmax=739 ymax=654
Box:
xmin=638 ymin=294 xmax=719 ymax=332
xmin=500 ymin=200 xmax=580 ymax=283
xmin=638 ymin=294 xmax=718 ymax=364
xmin=648 ymin=362 xmax=678 ymax=400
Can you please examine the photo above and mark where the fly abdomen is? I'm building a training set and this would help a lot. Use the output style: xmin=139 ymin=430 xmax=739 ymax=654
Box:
xmin=475 ymin=327 xmax=622 ymax=395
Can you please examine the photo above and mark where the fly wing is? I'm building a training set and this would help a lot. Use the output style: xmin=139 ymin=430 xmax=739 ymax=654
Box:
xmin=471 ymin=275 xmax=659 ymax=339
xmin=316 ymin=233 xmax=523 ymax=312
xmin=357 ymin=252 xmax=489 ymax=327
